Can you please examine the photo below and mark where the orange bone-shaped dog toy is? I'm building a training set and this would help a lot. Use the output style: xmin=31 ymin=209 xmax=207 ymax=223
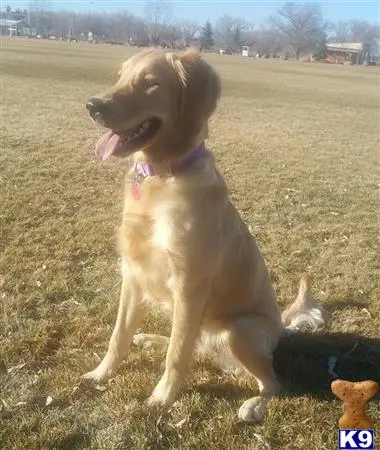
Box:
xmin=331 ymin=379 xmax=379 ymax=429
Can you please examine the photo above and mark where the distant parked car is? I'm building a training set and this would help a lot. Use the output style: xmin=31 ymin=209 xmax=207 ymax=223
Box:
xmin=218 ymin=48 xmax=232 ymax=55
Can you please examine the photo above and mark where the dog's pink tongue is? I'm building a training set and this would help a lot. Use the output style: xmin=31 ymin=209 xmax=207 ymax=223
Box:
xmin=95 ymin=131 xmax=122 ymax=160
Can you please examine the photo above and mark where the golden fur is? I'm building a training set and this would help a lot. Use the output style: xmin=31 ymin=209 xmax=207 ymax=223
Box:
xmin=83 ymin=48 xmax=313 ymax=423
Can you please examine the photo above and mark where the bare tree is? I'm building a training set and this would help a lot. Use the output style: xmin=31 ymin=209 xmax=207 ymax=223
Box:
xmin=329 ymin=19 xmax=380 ymax=55
xmin=50 ymin=11 xmax=72 ymax=38
xmin=107 ymin=12 xmax=137 ymax=42
xmin=253 ymin=27 xmax=282 ymax=57
xmin=28 ymin=0 xmax=53 ymax=34
xmin=28 ymin=0 xmax=51 ymax=12
xmin=179 ymin=20 xmax=199 ymax=47
xmin=349 ymin=19 xmax=380 ymax=45
xmin=144 ymin=0 xmax=172 ymax=46
xmin=160 ymin=24 xmax=181 ymax=48
xmin=271 ymin=2 xmax=326 ymax=59
xmin=131 ymin=18 xmax=150 ymax=46
xmin=330 ymin=21 xmax=351 ymax=42
xmin=28 ymin=1 xmax=380 ymax=60
xmin=79 ymin=13 xmax=111 ymax=40
xmin=215 ymin=15 xmax=251 ymax=51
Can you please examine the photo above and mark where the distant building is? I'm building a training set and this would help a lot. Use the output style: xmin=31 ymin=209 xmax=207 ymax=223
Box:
xmin=0 ymin=9 xmax=35 ymax=36
xmin=325 ymin=42 xmax=372 ymax=65
xmin=242 ymin=46 xmax=250 ymax=57
xmin=0 ymin=18 xmax=29 ymax=36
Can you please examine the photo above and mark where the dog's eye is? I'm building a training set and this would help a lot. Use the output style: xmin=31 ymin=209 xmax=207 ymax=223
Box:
xmin=144 ymin=78 xmax=159 ymax=90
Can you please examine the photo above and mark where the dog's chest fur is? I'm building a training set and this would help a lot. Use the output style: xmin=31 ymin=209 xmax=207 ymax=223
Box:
xmin=118 ymin=176 xmax=186 ymax=308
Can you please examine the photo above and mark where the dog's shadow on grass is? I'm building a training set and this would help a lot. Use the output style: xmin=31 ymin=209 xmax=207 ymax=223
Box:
xmin=194 ymin=381 xmax=253 ymax=401
xmin=327 ymin=298 xmax=369 ymax=311
xmin=273 ymin=331 xmax=380 ymax=399
xmin=191 ymin=332 xmax=380 ymax=402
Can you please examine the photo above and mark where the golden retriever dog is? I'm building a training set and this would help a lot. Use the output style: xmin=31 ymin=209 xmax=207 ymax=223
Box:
xmin=83 ymin=48 xmax=327 ymax=423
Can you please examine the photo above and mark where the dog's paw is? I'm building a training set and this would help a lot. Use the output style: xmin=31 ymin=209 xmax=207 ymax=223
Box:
xmin=81 ymin=366 xmax=111 ymax=384
xmin=132 ymin=333 xmax=168 ymax=349
xmin=238 ymin=396 xmax=267 ymax=424
xmin=133 ymin=333 xmax=155 ymax=349
xmin=146 ymin=375 xmax=177 ymax=409
xmin=146 ymin=393 xmax=165 ymax=408
xmin=146 ymin=384 xmax=169 ymax=408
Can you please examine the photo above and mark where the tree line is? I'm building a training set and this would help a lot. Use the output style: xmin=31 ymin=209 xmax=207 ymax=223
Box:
xmin=5 ymin=1 xmax=380 ymax=58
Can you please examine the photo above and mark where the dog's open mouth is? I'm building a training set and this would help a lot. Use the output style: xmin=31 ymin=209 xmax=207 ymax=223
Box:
xmin=95 ymin=118 xmax=161 ymax=160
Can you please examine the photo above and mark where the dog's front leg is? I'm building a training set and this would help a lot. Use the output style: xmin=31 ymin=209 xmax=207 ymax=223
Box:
xmin=83 ymin=269 xmax=144 ymax=382
xmin=147 ymin=281 xmax=209 ymax=408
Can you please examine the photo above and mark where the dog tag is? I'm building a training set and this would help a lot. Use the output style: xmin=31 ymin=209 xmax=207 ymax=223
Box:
xmin=132 ymin=173 xmax=145 ymax=200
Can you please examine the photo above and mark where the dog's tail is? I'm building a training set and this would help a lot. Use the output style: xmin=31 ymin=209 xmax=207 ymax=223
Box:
xmin=281 ymin=274 xmax=329 ymax=332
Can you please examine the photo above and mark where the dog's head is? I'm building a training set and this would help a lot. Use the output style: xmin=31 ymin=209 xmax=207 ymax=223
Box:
xmin=87 ymin=48 xmax=220 ymax=163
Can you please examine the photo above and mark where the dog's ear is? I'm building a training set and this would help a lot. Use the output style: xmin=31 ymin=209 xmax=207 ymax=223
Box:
xmin=181 ymin=49 xmax=221 ymax=123
xmin=170 ymin=49 xmax=221 ymax=134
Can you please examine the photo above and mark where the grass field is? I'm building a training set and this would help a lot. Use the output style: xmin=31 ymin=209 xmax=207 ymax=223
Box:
xmin=1 ymin=38 xmax=379 ymax=449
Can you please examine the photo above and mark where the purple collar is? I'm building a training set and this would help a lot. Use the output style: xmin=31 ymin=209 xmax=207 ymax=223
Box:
xmin=134 ymin=142 xmax=208 ymax=178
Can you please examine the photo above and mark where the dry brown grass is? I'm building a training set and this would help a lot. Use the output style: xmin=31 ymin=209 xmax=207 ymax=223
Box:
xmin=1 ymin=38 xmax=379 ymax=449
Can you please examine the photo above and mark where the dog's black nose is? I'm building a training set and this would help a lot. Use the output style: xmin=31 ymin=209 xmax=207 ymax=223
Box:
xmin=86 ymin=97 xmax=107 ymax=116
